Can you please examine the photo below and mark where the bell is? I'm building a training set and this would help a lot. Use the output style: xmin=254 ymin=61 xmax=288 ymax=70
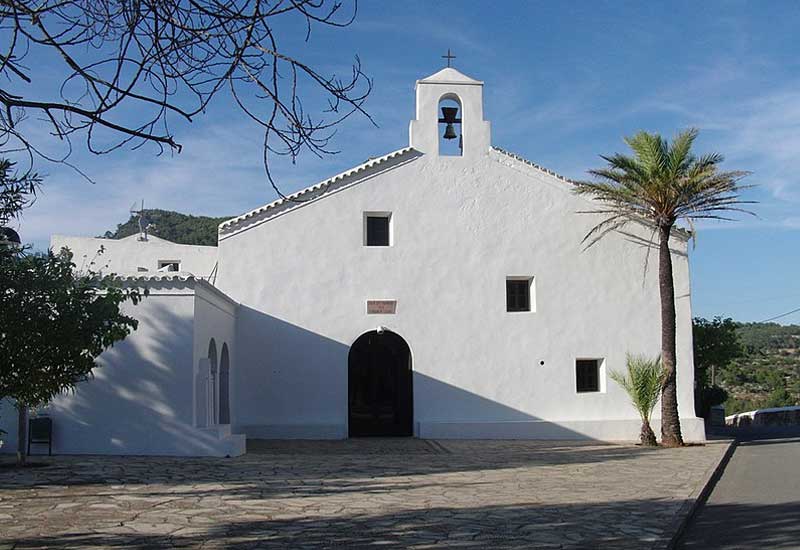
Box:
xmin=441 ymin=106 xmax=459 ymax=122
xmin=440 ymin=106 xmax=460 ymax=140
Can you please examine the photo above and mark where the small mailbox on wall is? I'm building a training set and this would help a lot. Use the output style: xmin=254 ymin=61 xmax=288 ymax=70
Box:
xmin=28 ymin=416 xmax=52 ymax=456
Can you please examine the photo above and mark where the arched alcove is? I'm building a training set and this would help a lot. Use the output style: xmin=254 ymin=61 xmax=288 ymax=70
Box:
xmin=219 ymin=343 xmax=231 ymax=425
xmin=208 ymin=339 xmax=218 ymax=426
xmin=438 ymin=93 xmax=463 ymax=157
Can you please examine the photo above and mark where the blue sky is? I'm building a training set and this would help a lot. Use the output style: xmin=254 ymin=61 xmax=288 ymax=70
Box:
xmin=11 ymin=1 xmax=800 ymax=324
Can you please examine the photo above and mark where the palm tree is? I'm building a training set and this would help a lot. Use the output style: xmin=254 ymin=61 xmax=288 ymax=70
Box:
xmin=611 ymin=354 xmax=666 ymax=446
xmin=573 ymin=129 xmax=751 ymax=446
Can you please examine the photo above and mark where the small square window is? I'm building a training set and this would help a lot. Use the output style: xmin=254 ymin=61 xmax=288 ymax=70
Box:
xmin=576 ymin=359 xmax=601 ymax=393
xmin=365 ymin=213 xmax=391 ymax=246
xmin=158 ymin=260 xmax=180 ymax=272
xmin=506 ymin=278 xmax=531 ymax=312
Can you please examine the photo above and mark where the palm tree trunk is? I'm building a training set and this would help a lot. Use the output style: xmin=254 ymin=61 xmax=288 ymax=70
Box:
xmin=640 ymin=420 xmax=657 ymax=446
xmin=658 ymin=224 xmax=684 ymax=446
xmin=16 ymin=403 xmax=27 ymax=466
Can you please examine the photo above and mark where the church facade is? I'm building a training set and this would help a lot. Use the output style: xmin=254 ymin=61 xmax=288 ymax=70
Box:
xmin=1 ymin=68 xmax=704 ymax=457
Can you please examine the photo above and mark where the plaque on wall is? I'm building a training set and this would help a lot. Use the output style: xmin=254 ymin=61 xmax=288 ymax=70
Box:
xmin=366 ymin=300 xmax=397 ymax=314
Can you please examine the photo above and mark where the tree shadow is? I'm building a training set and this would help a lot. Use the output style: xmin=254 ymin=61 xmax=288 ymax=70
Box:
xmin=235 ymin=306 xmax=651 ymax=442
xmin=6 ymin=499 xmax=799 ymax=549
xmin=0 ymin=438 xmax=693 ymax=501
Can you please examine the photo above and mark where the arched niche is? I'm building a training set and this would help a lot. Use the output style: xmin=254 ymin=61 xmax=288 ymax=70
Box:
xmin=208 ymin=339 xmax=218 ymax=425
xmin=219 ymin=343 xmax=231 ymax=425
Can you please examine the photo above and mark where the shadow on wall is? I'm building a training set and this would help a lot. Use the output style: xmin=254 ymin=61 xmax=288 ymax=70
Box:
xmin=6 ymin=498 xmax=799 ymax=549
xmin=236 ymin=306 xmax=590 ymax=440
xmin=1 ymin=299 xmax=223 ymax=456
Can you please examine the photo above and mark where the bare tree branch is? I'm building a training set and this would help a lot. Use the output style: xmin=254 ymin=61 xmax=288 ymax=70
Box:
xmin=0 ymin=0 xmax=373 ymax=195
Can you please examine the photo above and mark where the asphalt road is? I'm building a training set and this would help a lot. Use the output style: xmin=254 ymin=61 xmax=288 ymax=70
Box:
xmin=677 ymin=429 xmax=800 ymax=550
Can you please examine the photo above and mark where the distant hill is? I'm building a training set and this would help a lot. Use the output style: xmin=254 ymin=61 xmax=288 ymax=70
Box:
xmin=719 ymin=322 xmax=800 ymax=414
xmin=101 ymin=209 xmax=231 ymax=246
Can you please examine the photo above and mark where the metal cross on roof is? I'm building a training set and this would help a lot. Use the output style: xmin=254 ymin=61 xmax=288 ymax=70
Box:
xmin=441 ymin=48 xmax=456 ymax=68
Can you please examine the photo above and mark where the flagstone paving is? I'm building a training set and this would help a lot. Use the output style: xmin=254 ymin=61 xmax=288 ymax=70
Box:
xmin=1 ymin=439 xmax=729 ymax=549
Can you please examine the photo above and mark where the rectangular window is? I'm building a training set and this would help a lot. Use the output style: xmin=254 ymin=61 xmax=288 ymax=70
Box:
xmin=506 ymin=278 xmax=532 ymax=312
xmin=576 ymin=359 xmax=601 ymax=393
xmin=365 ymin=213 xmax=391 ymax=246
xmin=158 ymin=260 xmax=180 ymax=272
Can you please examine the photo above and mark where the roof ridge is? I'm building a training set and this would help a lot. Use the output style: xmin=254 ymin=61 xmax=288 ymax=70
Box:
xmin=491 ymin=147 xmax=692 ymax=240
xmin=490 ymin=146 xmax=577 ymax=184
xmin=218 ymin=146 xmax=417 ymax=237
xmin=113 ymin=272 xmax=239 ymax=305
xmin=113 ymin=271 xmax=198 ymax=282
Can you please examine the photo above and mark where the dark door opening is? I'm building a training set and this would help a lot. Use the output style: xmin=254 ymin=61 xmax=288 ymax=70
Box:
xmin=348 ymin=330 xmax=413 ymax=437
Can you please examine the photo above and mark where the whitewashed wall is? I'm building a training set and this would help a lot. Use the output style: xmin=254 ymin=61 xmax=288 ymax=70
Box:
xmin=0 ymin=280 xmax=244 ymax=457
xmin=51 ymin=234 xmax=218 ymax=278
xmin=214 ymin=68 xmax=702 ymax=442
xmin=192 ymin=282 xmax=237 ymax=429
xmin=216 ymin=147 xmax=702 ymax=441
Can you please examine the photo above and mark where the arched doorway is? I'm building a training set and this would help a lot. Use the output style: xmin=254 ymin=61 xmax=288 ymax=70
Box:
xmin=348 ymin=330 xmax=413 ymax=437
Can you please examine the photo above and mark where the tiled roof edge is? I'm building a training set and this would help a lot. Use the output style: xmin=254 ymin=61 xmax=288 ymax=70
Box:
xmin=218 ymin=147 xmax=418 ymax=235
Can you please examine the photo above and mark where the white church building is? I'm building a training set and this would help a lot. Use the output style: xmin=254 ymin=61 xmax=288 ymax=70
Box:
xmin=1 ymin=68 xmax=704 ymax=457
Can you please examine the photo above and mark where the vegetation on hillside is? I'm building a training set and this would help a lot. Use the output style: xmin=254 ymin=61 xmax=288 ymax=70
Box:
xmin=694 ymin=317 xmax=800 ymax=415
xmin=720 ymin=322 xmax=800 ymax=414
xmin=102 ymin=209 xmax=230 ymax=246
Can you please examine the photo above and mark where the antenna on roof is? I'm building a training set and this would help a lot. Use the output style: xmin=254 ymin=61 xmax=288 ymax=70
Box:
xmin=130 ymin=200 xmax=149 ymax=241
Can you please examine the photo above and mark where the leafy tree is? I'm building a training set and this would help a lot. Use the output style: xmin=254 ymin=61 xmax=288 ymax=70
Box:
xmin=0 ymin=159 xmax=40 ymax=226
xmin=694 ymin=317 xmax=742 ymax=386
xmin=693 ymin=316 xmax=742 ymax=417
xmin=574 ymin=129 xmax=752 ymax=446
xmin=610 ymin=354 xmax=665 ymax=446
xmin=0 ymin=247 xmax=144 ymax=465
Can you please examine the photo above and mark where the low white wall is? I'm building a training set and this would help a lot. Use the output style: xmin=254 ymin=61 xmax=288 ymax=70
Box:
xmin=52 ymin=234 xmax=218 ymax=279
xmin=726 ymin=405 xmax=800 ymax=427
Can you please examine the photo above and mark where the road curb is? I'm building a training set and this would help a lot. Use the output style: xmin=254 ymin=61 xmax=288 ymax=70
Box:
xmin=652 ymin=439 xmax=738 ymax=550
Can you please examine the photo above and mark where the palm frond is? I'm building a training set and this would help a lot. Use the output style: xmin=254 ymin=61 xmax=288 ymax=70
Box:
xmin=610 ymin=354 xmax=665 ymax=422
xmin=573 ymin=129 xmax=755 ymax=242
xmin=667 ymin=128 xmax=699 ymax=176
xmin=625 ymin=131 xmax=669 ymax=175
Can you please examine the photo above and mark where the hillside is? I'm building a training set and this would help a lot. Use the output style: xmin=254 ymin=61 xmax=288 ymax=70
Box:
xmin=718 ymin=322 xmax=800 ymax=414
xmin=101 ymin=209 xmax=231 ymax=246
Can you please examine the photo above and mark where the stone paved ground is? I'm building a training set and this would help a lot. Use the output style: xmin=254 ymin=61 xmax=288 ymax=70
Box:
xmin=0 ymin=439 xmax=729 ymax=549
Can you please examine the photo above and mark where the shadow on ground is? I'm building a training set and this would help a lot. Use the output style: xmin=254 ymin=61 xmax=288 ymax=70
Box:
xmin=1 ymin=440 xmax=662 ymax=499
xmin=3 ymin=499 xmax=761 ymax=550
xmin=0 ymin=440 xmax=735 ymax=549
